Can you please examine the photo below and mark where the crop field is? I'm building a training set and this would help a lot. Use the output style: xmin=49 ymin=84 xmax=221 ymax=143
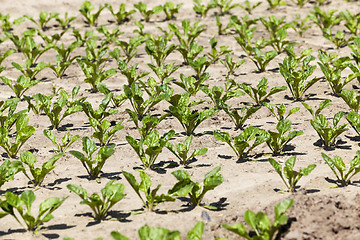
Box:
xmin=1 ymin=0 xmax=360 ymax=239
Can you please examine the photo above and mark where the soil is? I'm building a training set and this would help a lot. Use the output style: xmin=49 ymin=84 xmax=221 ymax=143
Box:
xmin=1 ymin=0 xmax=360 ymax=239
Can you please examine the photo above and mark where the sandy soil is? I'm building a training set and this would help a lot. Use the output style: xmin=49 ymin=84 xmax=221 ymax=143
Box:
xmin=1 ymin=0 xmax=360 ymax=239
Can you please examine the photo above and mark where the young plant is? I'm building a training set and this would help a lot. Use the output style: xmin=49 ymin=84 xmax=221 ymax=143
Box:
xmin=67 ymin=180 xmax=126 ymax=221
xmin=49 ymin=40 xmax=82 ymax=78
xmin=0 ymin=75 xmax=39 ymax=98
xmin=72 ymin=29 xmax=98 ymax=46
xmin=177 ymin=40 xmax=204 ymax=65
xmin=269 ymin=157 xmax=316 ymax=192
xmin=0 ymin=13 xmax=24 ymax=32
xmin=213 ymin=127 xmax=270 ymax=160
xmin=220 ymin=199 xmax=293 ymax=240
xmin=36 ymin=88 xmax=83 ymax=130
xmin=162 ymin=2 xmax=183 ymax=20
xmin=37 ymin=28 xmax=68 ymax=44
xmin=309 ymin=6 xmax=342 ymax=31
xmin=77 ymin=40 xmax=117 ymax=92
xmin=346 ymin=111 xmax=360 ymax=135
xmin=89 ymin=118 xmax=124 ymax=147
xmin=126 ymin=130 xmax=175 ymax=169
xmin=317 ymin=50 xmax=357 ymax=96
xmin=127 ymin=112 xmax=169 ymax=139
xmin=134 ymin=2 xmax=163 ymax=22
xmin=340 ymin=10 xmax=360 ymax=35
xmin=321 ymin=151 xmax=360 ymax=186
xmin=43 ymin=129 xmax=80 ymax=153
xmin=215 ymin=13 xmax=233 ymax=35
xmin=79 ymin=0 xmax=106 ymax=26
xmin=189 ymin=56 xmax=213 ymax=79
xmin=96 ymin=25 xmax=124 ymax=45
xmin=0 ymin=190 xmax=67 ymax=231
xmin=292 ymin=14 xmax=311 ymax=37
xmin=98 ymin=83 xmax=127 ymax=108
xmin=115 ymin=35 xmax=146 ymax=63
xmin=69 ymin=137 xmax=115 ymax=179
xmin=169 ymin=19 xmax=206 ymax=54
xmin=166 ymin=135 xmax=208 ymax=166
xmin=206 ymin=37 xmax=232 ymax=63
xmin=279 ymin=46 xmax=320 ymax=100
xmin=168 ymin=93 xmax=219 ymax=136
xmin=11 ymin=60 xmax=50 ymax=80
xmin=112 ymin=222 xmax=205 ymax=240
xmin=322 ymin=28 xmax=349 ymax=48
xmin=238 ymin=77 xmax=287 ymax=106
xmin=78 ymin=92 xmax=117 ymax=123
xmin=192 ymin=0 xmax=217 ymax=18
xmin=117 ymin=60 xmax=149 ymax=86
xmin=55 ymin=12 xmax=77 ymax=29
xmin=251 ymin=47 xmax=278 ymax=73
xmin=123 ymin=170 xmax=175 ymax=211
xmin=20 ymin=151 xmax=63 ymax=186
xmin=124 ymin=79 xmax=173 ymax=121
xmin=0 ymin=98 xmax=27 ymax=131
xmin=223 ymin=105 xmax=261 ymax=130
xmin=145 ymin=35 xmax=177 ymax=67
xmin=214 ymin=0 xmax=239 ymax=15
xmin=0 ymin=159 xmax=27 ymax=188
xmin=168 ymin=166 xmax=224 ymax=209
xmin=174 ymin=73 xmax=210 ymax=96
xmin=263 ymin=102 xmax=300 ymax=121
xmin=0 ymin=114 xmax=35 ymax=159
xmin=220 ymin=53 xmax=246 ymax=77
xmin=266 ymin=0 xmax=286 ymax=9
xmin=6 ymin=31 xmax=53 ymax=66
xmin=24 ymin=11 xmax=59 ymax=30
xmin=106 ymin=3 xmax=136 ymax=24
xmin=239 ymin=0 xmax=262 ymax=14
xmin=302 ymin=99 xmax=332 ymax=119
xmin=310 ymin=112 xmax=348 ymax=149
xmin=266 ymin=119 xmax=304 ymax=155
xmin=148 ymin=62 xmax=180 ymax=84
xmin=260 ymin=16 xmax=294 ymax=53
xmin=340 ymin=89 xmax=360 ymax=113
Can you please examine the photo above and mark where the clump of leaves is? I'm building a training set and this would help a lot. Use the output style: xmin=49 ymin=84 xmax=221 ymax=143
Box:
xmin=126 ymin=130 xmax=175 ymax=169
xmin=214 ymin=127 xmax=269 ymax=161
xmin=43 ymin=129 xmax=80 ymax=153
xmin=310 ymin=112 xmax=348 ymax=149
xmin=111 ymin=221 xmax=205 ymax=240
xmin=0 ymin=159 xmax=27 ymax=188
xmin=55 ymin=12 xmax=77 ymax=29
xmin=20 ymin=151 xmax=64 ymax=186
xmin=166 ymin=135 xmax=208 ymax=166
xmin=322 ymin=151 xmax=360 ymax=186
xmin=24 ymin=11 xmax=59 ymax=31
xmin=340 ymin=10 xmax=360 ymax=35
xmin=0 ymin=114 xmax=35 ymax=159
xmin=219 ymin=199 xmax=293 ymax=240
xmin=69 ymin=137 xmax=115 ymax=179
xmin=0 ymin=190 xmax=67 ymax=231
xmin=317 ymin=50 xmax=357 ymax=96
xmin=12 ymin=60 xmax=50 ymax=80
xmin=264 ymin=102 xmax=300 ymax=121
xmin=162 ymin=2 xmax=183 ymax=20
xmin=266 ymin=119 xmax=304 ymax=155
xmin=0 ymin=75 xmax=39 ymax=98
xmin=279 ymin=46 xmax=320 ymax=100
xmin=346 ymin=111 xmax=360 ymax=135
xmin=79 ymin=0 xmax=106 ymax=26
xmin=134 ymin=2 xmax=163 ymax=22
xmin=292 ymin=14 xmax=311 ymax=37
xmin=72 ymin=29 xmax=98 ymax=46
xmin=168 ymin=93 xmax=219 ymax=136
xmin=238 ymin=77 xmax=287 ymax=106
xmin=123 ymin=171 xmax=175 ymax=212
xmin=168 ymin=166 xmax=223 ymax=209
xmin=309 ymin=6 xmax=342 ymax=31
xmin=220 ymin=53 xmax=246 ymax=77
xmin=114 ymin=35 xmax=145 ymax=63
xmin=174 ymin=73 xmax=210 ymax=96
xmin=193 ymin=0 xmax=217 ymax=18
xmin=127 ymin=113 xmax=169 ymax=139
xmin=106 ymin=3 xmax=136 ymax=24
xmin=239 ymin=0 xmax=262 ymax=14
xmin=49 ymin=40 xmax=82 ymax=79
xmin=269 ymin=156 xmax=316 ymax=192
xmin=266 ymin=0 xmax=286 ymax=9
xmin=145 ymin=35 xmax=177 ymax=67
xmin=77 ymin=40 xmax=117 ymax=93
xmin=0 ymin=13 xmax=24 ymax=32
xmin=67 ymin=180 xmax=126 ymax=221
xmin=340 ymin=89 xmax=360 ymax=113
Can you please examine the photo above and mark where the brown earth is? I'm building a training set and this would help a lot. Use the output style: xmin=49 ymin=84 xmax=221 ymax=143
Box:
xmin=1 ymin=0 xmax=360 ymax=239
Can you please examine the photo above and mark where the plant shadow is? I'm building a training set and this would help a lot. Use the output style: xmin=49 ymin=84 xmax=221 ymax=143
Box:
xmin=0 ymin=228 xmax=26 ymax=237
